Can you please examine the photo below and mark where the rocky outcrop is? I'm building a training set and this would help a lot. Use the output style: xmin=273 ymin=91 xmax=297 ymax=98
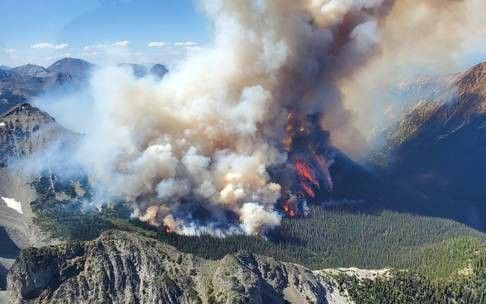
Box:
xmin=0 ymin=103 xmax=76 ymax=167
xmin=7 ymin=230 xmax=351 ymax=304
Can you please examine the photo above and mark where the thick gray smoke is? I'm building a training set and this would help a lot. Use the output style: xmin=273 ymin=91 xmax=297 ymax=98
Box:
xmin=35 ymin=0 xmax=468 ymax=236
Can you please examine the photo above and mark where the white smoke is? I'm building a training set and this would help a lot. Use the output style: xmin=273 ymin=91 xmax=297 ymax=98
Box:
xmin=38 ymin=0 xmax=416 ymax=235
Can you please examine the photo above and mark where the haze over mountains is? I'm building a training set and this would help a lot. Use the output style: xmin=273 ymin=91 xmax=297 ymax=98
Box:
xmin=0 ymin=58 xmax=168 ymax=115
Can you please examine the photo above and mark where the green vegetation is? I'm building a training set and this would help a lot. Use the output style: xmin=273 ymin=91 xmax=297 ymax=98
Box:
xmin=30 ymin=172 xmax=486 ymax=288
xmin=336 ymin=249 xmax=486 ymax=303
xmin=30 ymin=173 xmax=129 ymax=241
xmin=105 ymin=206 xmax=485 ymax=280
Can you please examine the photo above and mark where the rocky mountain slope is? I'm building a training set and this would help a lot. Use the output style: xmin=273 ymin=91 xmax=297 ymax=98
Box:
xmin=46 ymin=58 xmax=94 ymax=82
xmin=11 ymin=65 xmax=49 ymax=78
xmin=370 ymin=62 xmax=486 ymax=230
xmin=6 ymin=230 xmax=352 ymax=304
xmin=377 ymin=62 xmax=486 ymax=200
xmin=0 ymin=103 xmax=78 ymax=292
xmin=0 ymin=103 xmax=75 ymax=167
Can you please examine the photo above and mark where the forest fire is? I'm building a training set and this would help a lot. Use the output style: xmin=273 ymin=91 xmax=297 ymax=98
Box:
xmin=282 ymin=199 xmax=298 ymax=218
xmin=274 ymin=109 xmax=336 ymax=218
xmin=295 ymin=159 xmax=319 ymax=198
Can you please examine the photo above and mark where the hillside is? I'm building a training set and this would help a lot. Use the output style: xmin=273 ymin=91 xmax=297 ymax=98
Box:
xmin=0 ymin=103 xmax=80 ymax=290
xmin=372 ymin=62 xmax=486 ymax=229
xmin=0 ymin=103 xmax=76 ymax=167
xmin=7 ymin=230 xmax=352 ymax=304
xmin=8 ymin=228 xmax=486 ymax=304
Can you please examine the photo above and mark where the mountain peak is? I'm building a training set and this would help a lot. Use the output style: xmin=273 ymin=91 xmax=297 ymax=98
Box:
xmin=47 ymin=58 xmax=95 ymax=80
xmin=150 ymin=64 xmax=168 ymax=79
xmin=456 ymin=61 xmax=486 ymax=92
xmin=1 ymin=102 xmax=55 ymax=123
xmin=11 ymin=64 xmax=48 ymax=78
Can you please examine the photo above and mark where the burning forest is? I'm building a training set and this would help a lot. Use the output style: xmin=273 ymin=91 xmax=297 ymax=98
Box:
xmin=30 ymin=0 xmax=470 ymax=237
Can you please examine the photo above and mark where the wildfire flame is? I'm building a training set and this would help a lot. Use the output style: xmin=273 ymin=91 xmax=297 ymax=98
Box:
xmin=278 ymin=108 xmax=335 ymax=218
xmin=282 ymin=199 xmax=298 ymax=218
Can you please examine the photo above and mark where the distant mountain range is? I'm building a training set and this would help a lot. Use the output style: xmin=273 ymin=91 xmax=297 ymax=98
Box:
xmin=0 ymin=58 xmax=169 ymax=115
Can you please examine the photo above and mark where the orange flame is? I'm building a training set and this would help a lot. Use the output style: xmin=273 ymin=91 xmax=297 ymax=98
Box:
xmin=283 ymin=199 xmax=297 ymax=218
xmin=301 ymin=183 xmax=316 ymax=198
xmin=295 ymin=160 xmax=319 ymax=186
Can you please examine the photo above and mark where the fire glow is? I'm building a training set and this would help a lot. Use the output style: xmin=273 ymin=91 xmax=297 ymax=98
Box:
xmin=295 ymin=159 xmax=320 ymax=198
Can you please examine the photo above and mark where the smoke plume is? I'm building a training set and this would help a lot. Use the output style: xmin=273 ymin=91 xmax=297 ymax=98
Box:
xmin=37 ymin=0 xmax=472 ymax=236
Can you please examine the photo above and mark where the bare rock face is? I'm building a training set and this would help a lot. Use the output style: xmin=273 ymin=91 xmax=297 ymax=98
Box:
xmin=7 ymin=230 xmax=351 ymax=304
xmin=0 ymin=103 xmax=75 ymax=167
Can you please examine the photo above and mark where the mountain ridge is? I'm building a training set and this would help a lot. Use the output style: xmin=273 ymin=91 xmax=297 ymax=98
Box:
xmin=7 ymin=230 xmax=352 ymax=304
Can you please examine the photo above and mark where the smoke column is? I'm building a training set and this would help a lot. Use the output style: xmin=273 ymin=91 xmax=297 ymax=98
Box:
xmin=49 ymin=0 xmax=466 ymax=236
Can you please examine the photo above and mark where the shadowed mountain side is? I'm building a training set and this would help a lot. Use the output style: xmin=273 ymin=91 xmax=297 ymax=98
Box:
xmin=368 ymin=61 xmax=486 ymax=231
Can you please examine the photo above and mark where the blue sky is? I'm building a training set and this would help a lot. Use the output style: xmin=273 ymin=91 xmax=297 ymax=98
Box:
xmin=0 ymin=0 xmax=209 ymax=66
xmin=0 ymin=0 xmax=485 ymax=69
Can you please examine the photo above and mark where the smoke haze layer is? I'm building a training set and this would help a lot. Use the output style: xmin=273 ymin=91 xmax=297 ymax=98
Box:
xmin=36 ymin=0 xmax=473 ymax=236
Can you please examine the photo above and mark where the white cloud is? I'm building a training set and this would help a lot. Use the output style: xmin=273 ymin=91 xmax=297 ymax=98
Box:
xmin=174 ymin=41 xmax=198 ymax=47
xmin=2 ymin=48 xmax=14 ymax=53
xmin=112 ymin=40 xmax=130 ymax=47
xmin=148 ymin=41 xmax=167 ymax=48
xmin=84 ymin=44 xmax=106 ymax=51
xmin=31 ymin=43 xmax=69 ymax=50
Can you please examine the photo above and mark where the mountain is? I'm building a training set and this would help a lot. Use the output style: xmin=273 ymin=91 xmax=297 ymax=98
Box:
xmin=0 ymin=58 xmax=95 ymax=115
xmin=150 ymin=64 xmax=168 ymax=79
xmin=6 ymin=230 xmax=352 ymax=304
xmin=0 ymin=103 xmax=75 ymax=167
xmin=0 ymin=66 xmax=11 ymax=71
xmin=371 ymin=62 xmax=486 ymax=230
xmin=119 ymin=63 xmax=169 ymax=78
xmin=0 ymin=103 xmax=79 ymax=290
xmin=46 ymin=58 xmax=94 ymax=81
xmin=378 ymin=62 xmax=486 ymax=199
xmin=11 ymin=65 xmax=49 ymax=78
xmin=119 ymin=63 xmax=148 ymax=78
xmin=0 ymin=71 xmax=45 ymax=114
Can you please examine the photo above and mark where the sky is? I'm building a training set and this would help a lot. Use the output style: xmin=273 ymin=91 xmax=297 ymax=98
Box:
xmin=0 ymin=0 xmax=485 ymax=69
xmin=0 ymin=0 xmax=210 ymax=67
